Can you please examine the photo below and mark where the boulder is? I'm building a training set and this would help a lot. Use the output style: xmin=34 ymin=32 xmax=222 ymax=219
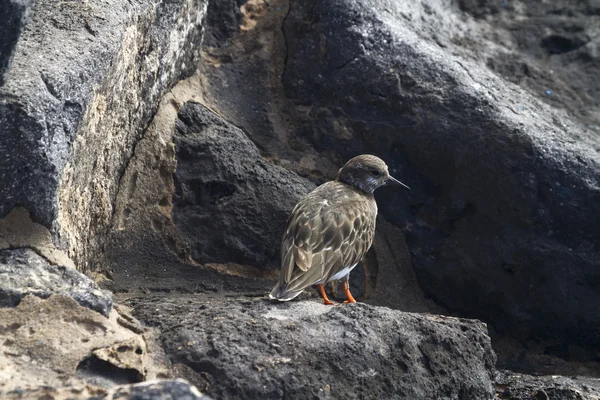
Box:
xmin=173 ymin=101 xmax=314 ymax=269
xmin=131 ymin=295 xmax=497 ymax=400
xmin=281 ymin=0 xmax=600 ymax=350
xmin=0 ymin=248 xmax=112 ymax=316
xmin=0 ymin=0 xmax=208 ymax=270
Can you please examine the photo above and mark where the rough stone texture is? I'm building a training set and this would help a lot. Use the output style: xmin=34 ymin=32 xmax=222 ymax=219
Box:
xmin=2 ymin=385 xmax=106 ymax=400
xmin=457 ymin=0 xmax=600 ymax=126
xmin=0 ymin=248 xmax=112 ymax=316
xmin=281 ymin=0 xmax=600 ymax=353
xmin=496 ymin=370 xmax=600 ymax=400
xmin=2 ymin=379 xmax=211 ymax=400
xmin=130 ymin=294 xmax=496 ymax=400
xmin=0 ymin=0 xmax=208 ymax=271
xmin=0 ymin=295 xmax=144 ymax=393
xmin=173 ymin=101 xmax=314 ymax=270
xmin=102 ymin=379 xmax=212 ymax=400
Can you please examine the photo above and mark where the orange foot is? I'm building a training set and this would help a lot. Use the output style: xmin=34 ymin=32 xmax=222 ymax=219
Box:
xmin=342 ymin=280 xmax=356 ymax=304
xmin=317 ymin=284 xmax=335 ymax=305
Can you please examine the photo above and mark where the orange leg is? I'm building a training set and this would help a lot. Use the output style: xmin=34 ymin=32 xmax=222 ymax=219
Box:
xmin=317 ymin=284 xmax=334 ymax=305
xmin=342 ymin=280 xmax=356 ymax=304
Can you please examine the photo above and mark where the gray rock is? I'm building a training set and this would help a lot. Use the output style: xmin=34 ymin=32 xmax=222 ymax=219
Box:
xmin=496 ymin=370 xmax=600 ymax=400
xmin=173 ymin=101 xmax=315 ymax=269
xmin=1 ymin=379 xmax=212 ymax=400
xmin=131 ymin=294 xmax=497 ymax=400
xmin=0 ymin=248 xmax=112 ymax=316
xmin=458 ymin=0 xmax=600 ymax=126
xmin=0 ymin=0 xmax=208 ymax=270
xmin=282 ymin=0 xmax=600 ymax=350
xmin=101 ymin=379 xmax=212 ymax=400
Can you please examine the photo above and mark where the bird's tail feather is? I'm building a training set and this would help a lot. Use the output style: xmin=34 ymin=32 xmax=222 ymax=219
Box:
xmin=269 ymin=281 xmax=304 ymax=302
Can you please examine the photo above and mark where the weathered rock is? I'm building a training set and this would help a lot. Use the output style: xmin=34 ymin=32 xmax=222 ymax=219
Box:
xmin=102 ymin=379 xmax=212 ymax=400
xmin=0 ymin=207 xmax=75 ymax=269
xmin=2 ymin=379 xmax=212 ymax=400
xmin=496 ymin=370 xmax=600 ymax=400
xmin=1 ymin=385 xmax=106 ymax=400
xmin=0 ymin=248 xmax=112 ymax=316
xmin=173 ymin=101 xmax=314 ymax=269
xmin=0 ymin=0 xmax=208 ymax=271
xmin=130 ymin=294 xmax=497 ymax=400
xmin=281 ymin=0 xmax=600 ymax=351
xmin=458 ymin=0 xmax=600 ymax=126
xmin=0 ymin=295 xmax=144 ymax=393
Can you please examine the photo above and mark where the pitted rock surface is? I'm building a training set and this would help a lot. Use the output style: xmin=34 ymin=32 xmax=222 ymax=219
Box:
xmin=130 ymin=294 xmax=497 ymax=400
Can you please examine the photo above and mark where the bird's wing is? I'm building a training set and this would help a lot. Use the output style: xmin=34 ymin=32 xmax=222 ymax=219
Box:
xmin=279 ymin=195 xmax=375 ymax=290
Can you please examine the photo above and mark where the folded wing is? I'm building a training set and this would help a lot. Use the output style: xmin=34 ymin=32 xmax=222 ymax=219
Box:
xmin=271 ymin=188 xmax=375 ymax=300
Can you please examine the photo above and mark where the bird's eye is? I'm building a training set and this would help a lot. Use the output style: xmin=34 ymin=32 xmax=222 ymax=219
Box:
xmin=370 ymin=170 xmax=381 ymax=177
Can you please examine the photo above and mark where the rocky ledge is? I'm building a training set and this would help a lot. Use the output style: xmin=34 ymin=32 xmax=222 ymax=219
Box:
xmin=128 ymin=294 xmax=496 ymax=399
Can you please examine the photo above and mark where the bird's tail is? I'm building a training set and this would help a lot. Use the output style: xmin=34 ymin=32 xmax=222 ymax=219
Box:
xmin=269 ymin=281 xmax=304 ymax=302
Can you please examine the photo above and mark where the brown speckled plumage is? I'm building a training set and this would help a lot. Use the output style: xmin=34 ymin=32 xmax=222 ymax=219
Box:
xmin=269 ymin=155 xmax=409 ymax=303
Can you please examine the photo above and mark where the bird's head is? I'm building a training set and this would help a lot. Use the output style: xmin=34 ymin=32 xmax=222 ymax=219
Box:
xmin=336 ymin=154 xmax=410 ymax=195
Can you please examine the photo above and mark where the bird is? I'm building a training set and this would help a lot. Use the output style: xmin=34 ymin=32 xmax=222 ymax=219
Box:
xmin=269 ymin=154 xmax=409 ymax=304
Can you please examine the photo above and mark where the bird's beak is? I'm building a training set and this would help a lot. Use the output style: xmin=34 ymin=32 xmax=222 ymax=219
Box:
xmin=388 ymin=175 xmax=410 ymax=190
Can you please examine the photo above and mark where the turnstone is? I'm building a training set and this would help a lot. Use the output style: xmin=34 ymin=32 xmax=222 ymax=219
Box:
xmin=269 ymin=154 xmax=409 ymax=304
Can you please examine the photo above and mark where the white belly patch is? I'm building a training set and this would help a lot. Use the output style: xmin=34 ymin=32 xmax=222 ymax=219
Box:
xmin=327 ymin=264 xmax=358 ymax=282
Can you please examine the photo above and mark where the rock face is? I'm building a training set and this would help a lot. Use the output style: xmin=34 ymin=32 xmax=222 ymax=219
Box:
xmin=0 ymin=248 xmax=112 ymax=316
xmin=0 ymin=0 xmax=208 ymax=270
xmin=281 ymin=0 xmax=600 ymax=351
xmin=131 ymin=295 xmax=497 ymax=400
xmin=173 ymin=101 xmax=314 ymax=269
xmin=458 ymin=0 xmax=600 ymax=126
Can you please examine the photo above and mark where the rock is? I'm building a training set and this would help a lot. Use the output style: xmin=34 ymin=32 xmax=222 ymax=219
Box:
xmin=1 ymin=385 xmax=106 ymax=400
xmin=0 ymin=0 xmax=208 ymax=270
xmin=0 ymin=207 xmax=75 ymax=269
xmin=281 ymin=0 xmax=600 ymax=350
xmin=0 ymin=248 xmax=112 ymax=316
xmin=458 ymin=0 xmax=600 ymax=126
xmin=0 ymin=295 xmax=145 ymax=394
xmin=2 ymin=379 xmax=211 ymax=400
xmin=95 ymin=77 xmax=280 ymax=294
xmin=495 ymin=370 xmax=600 ymax=400
xmin=172 ymin=101 xmax=314 ymax=269
xmin=102 ymin=379 xmax=212 ymax=400
xmin=130 ymin=294 xmax=497 ymax=400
